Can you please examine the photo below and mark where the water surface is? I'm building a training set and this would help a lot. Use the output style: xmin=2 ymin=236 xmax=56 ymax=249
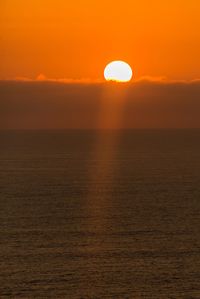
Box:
xmin=0 ymin=130 xmax=200 ymax=298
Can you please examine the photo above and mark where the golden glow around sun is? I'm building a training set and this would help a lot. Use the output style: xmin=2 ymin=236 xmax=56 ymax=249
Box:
xmin=104 ymin=61 xmax=133 ymax=82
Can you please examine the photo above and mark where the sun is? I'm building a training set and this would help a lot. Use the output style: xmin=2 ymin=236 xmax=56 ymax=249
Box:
xmin=104 ymin=60 xmax=133 ymax=82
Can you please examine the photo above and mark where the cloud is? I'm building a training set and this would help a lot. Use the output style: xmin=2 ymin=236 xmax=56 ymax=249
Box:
xmin=15 ymin=73 xmax=195 ymax=84
xmin=0 ymin=79 xmax=200 ymax=129
xmin=11 ymin=74 xmax=200 ymax=84
xmin=13 ymin=74 xmax=101 ymax=84
xmin=14 ymin=76 xmax=33 ymax=82
xmin=135 ymin=76 xmax=167 ymax=83
xmin=36 ymin=73 xmax=47 ymax=81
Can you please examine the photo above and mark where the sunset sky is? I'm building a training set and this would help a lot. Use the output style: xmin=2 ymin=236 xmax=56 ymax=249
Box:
xmin=1 ymin=1 xmax=200 ymax=129
xmin=1 ymin=0 xmax=200 ymax=81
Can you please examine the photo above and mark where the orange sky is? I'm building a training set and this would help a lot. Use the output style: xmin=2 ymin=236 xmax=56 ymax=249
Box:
xmin=1 ymin=0 xmax=200 ymax=80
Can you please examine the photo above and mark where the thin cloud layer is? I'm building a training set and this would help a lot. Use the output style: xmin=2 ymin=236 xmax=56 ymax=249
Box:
xmin=0 ymin=80 xmax=200 ymax=129
xmin=13 ymin=74 xmax=99 ymax=84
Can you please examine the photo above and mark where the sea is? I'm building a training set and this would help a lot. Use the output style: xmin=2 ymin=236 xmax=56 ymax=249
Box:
xmin=0 ymin=130 xmax=200 ymax=298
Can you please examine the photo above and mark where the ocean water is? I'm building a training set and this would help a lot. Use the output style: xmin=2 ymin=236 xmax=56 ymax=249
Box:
xmin=0 ymin=130 xmax=200 ymax=298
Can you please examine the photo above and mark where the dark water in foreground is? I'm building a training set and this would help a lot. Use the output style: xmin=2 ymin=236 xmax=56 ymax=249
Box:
xmin=0 ymin=130 xmax=200 ymax=298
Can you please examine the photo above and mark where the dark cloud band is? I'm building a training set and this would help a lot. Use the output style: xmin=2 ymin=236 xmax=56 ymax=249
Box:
xmin=0 ymin=80 xmax=200 ymax=129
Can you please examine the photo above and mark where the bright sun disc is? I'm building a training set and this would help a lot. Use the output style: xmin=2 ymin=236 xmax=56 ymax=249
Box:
xmin=104 ymin=60 xmax=133 ymax=82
